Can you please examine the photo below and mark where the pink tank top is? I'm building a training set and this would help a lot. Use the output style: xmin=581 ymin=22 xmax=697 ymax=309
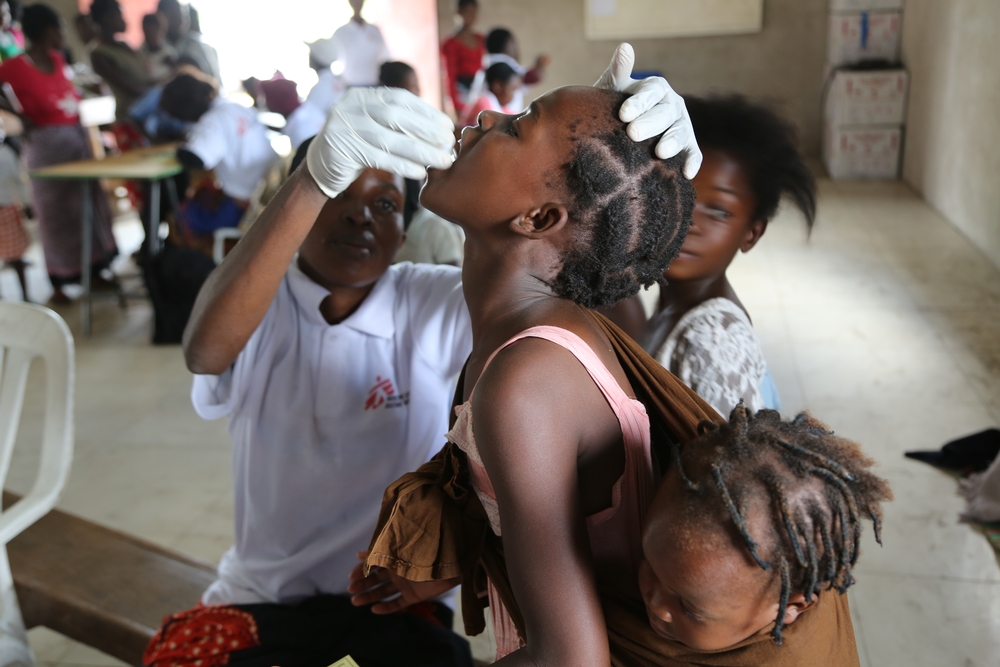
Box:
xmin=446 ymin=326 xmax=655 ymax=659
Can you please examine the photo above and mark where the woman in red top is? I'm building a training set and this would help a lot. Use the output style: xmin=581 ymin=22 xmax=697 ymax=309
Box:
xmin=440 ymin=0 xmax=483 ymax=116
xmin=0 ymin=3 xmax=116 ymax=303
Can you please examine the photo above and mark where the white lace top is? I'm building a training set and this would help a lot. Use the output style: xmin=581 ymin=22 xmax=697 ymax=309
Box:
xmin=655 ymin=297 xmax=772 ymax=418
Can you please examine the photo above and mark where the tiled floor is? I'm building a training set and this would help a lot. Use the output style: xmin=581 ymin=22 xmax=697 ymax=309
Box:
xmin=9 ymin=178 xmax=1000 ymax=666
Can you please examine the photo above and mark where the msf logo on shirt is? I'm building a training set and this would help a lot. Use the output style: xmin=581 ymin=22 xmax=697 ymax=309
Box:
xmin=365 ymin=376 xmax=410 ymax=411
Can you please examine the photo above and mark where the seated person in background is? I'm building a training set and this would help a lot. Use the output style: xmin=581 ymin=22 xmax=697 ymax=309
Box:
xmin=628 ymin=95 xmax=816 ymax=417
xmin=634 ymin=405 xmax=890 ymax=664
xmin=393 ymin=203 xmax=466 ymax=267
xmin=466 ymin=27 xmax=549 ymax=113
xmin=282 ymin=37 xmax=346 ymax=150
xmin=139 ymin=12 xmax=176 ymax=82
xmin=174 ymin=4 xmax=220 ymax=81
xmin=89 ymin=0 xmax=154 ymax=124
xmin=159 ymin=73 xmax=278 ymax=255
xmin=459 ymin=62 xmax=520 ymax=127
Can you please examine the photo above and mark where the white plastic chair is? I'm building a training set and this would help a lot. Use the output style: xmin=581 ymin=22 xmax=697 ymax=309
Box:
xmin=0 ymin=303 xmax=74 ymax=667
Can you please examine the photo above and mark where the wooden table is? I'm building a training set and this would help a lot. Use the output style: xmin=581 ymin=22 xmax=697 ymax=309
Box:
xmin=30 ymin=144 xmax=184 ymax=336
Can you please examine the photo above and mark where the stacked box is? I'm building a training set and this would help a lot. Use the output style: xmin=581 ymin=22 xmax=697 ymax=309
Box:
xmin=823 ymin=5 xmax=907 ymax=179
xmin=824 ymin=126 xmax=902 ymax=180
xmin=824 ymin=68 xmax=908 ymax=126
xmin=827 ymin=11 xmax=902 ymax=67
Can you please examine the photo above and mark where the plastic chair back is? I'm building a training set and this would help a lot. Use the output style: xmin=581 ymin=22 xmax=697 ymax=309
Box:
xmin=0 ymin=302 xmax=74 ymax=666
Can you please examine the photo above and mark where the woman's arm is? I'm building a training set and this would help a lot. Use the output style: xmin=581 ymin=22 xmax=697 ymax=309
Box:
xmin=182 ymin=167 xmax=327 ymax=374
xmin=474 ymin=339 xmax=620 ymax=666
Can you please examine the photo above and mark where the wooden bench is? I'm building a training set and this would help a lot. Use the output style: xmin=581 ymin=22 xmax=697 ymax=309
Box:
xmin=4 ymin=492 xmax=216 ymax=665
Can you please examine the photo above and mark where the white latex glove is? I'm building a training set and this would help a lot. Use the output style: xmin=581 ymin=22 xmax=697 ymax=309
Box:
xmin=306 ymin=87 xmax=456 ymax=198
xmin=595 ymin=43 xmax=703 ymax=179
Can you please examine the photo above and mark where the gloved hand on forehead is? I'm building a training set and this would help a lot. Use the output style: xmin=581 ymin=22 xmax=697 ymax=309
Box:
xmin=595 ymin=43 xmax=703 ymax=179
xmin=306 ymin=87 xmax=455 ymax=198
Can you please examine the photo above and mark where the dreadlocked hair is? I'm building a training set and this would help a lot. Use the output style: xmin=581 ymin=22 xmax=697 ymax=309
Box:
xmin=673 ymin=404 xmax=891 ymax=646
xmin=551 ymin=89 xmax=696 ymax=309
xmin=685 ymin=94 xmax=816 ymax=231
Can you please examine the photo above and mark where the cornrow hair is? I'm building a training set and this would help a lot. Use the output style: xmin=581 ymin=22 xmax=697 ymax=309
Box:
xmin=673 ymin=404 xmax=892 ymax=646
xmin=551 ymin=89 xmax=696 ymax=309
xmin=684 ymin=94 xmax=816 ymax=230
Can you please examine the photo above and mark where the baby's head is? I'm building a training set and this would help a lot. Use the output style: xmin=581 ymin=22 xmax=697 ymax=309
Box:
xmin=639 ymin=405 xmax=891 ymax=651
xmin=422 ymin=85 xmax=695 ymax=309
xmin=665 ymin=95 xmax=815 ymax=284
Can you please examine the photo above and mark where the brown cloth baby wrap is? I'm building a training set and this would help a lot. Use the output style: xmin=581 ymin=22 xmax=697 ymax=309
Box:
xmin=366 ymin=313 xmax=859 ymax=666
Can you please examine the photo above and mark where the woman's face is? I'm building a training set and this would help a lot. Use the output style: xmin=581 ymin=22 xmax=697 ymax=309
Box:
xmin=664 ymin=149 xmax=765 ymax=283
xmin=45 ymin=23 xmax=66 ymax=52
xmin=298 ymin=168 xmax=405 ymax=291
xmin=421 ymin=85 xmax=606 ymax=232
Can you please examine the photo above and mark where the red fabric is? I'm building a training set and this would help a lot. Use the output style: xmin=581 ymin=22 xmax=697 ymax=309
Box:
xmin=143 ymin=605 xmax=261 ymax=667
xmin=0 ymin=205 xmax=29 ymax=260
xmin=0 ymin=52 xmax=80 ymax=126
xmin=441 ymin=34 xmax=484 ymax=113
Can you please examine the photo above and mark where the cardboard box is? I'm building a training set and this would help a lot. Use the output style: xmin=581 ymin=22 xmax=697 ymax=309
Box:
xmin=827 ymin=11 xmax=902 ymax=66
xmin=825 ymin=68 xmax=909 ymax=126
xmin=823 ymin=125 xmax=902 ymax=180
xmin=829 ymin=0 xmax=903 ymax=11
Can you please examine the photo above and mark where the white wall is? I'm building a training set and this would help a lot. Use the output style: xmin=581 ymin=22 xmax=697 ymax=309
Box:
xmin=439 ymin=0 xmax=829 ymax=155
xmin=902 ymin=0 xmax=1000 ymax=268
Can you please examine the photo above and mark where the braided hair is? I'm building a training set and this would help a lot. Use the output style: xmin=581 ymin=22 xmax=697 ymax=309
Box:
xmin=671 ymin=404 xmax=892 ymax=645
xmin=551 ymin=90 xmax=696 ymax=309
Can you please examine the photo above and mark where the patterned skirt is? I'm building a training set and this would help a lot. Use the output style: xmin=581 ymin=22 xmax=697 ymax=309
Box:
xmin=23 ymin=124 xmax=118 ymax=281
xmin=0 ymin=205 xmax=29 ymax=261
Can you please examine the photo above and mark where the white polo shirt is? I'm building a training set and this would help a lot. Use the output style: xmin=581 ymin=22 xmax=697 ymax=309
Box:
xmin=193 ymin=260 xmax=471 ymax=605
xmin=331 ymin=19 xmax=391 ymax=87
xmin=185 ymin=98 xmax=278 ymax=201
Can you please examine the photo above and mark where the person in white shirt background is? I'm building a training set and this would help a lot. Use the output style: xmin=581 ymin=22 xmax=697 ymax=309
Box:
xmin=282 ymin=37 xmax=347 ymax=150
xmin=158 ymin=73 xmax=277 ymax=254
xmin=141 ymin=43 xmax=703 ymax=667
xmin=329 ymin=0 xmax=390 ymax=88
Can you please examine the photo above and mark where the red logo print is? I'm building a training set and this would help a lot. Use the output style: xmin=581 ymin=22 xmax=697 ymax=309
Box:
xmin=365 ymin=376 xmax=395 ymax=410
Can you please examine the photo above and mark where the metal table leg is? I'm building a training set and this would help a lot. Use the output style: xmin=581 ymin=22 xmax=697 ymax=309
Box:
xmin=165 ymin=175 xmax=179 ymax=214
xmin=148 ymin=179 xmax=162 ymax=255
xmin=81 ymin=180 xmax=93 ymax=337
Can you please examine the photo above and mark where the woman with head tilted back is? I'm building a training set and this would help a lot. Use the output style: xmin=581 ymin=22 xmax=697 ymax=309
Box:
xmin=354 ymin=59 xmax=875 ymax=666
xmin=416 ymin=82 xmax=696 ymax=663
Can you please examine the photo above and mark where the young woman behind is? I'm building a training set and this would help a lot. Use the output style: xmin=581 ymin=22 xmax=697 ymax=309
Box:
xmin=440 ymin=0 xmax=483 ymax=115
xmin=641 ymin=95 xmax=816 ymax=417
